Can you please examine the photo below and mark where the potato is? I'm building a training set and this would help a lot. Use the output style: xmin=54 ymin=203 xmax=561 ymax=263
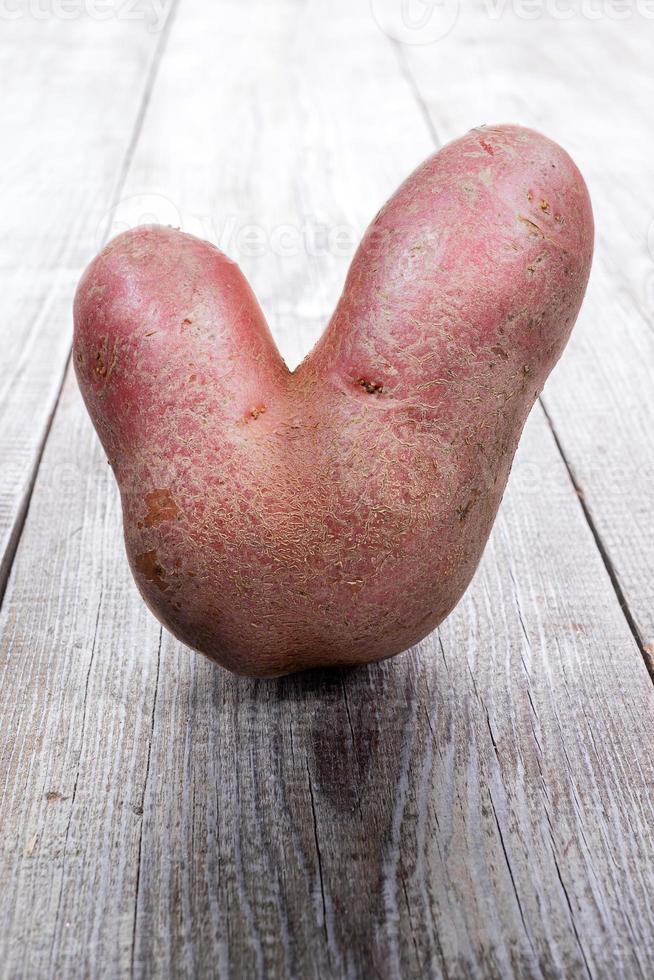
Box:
xmin=74 ymin=124 xmax=593 ymax=677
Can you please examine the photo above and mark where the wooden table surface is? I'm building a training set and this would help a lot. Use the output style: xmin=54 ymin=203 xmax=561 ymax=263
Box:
xmin=1 ymin=1 xmax=653 ymax=977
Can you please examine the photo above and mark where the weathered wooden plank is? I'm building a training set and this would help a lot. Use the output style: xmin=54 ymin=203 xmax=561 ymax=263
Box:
xmin=0 ymin=5 xmax=177 ymax=979
xmin=0 ymin=2 xmax=175 ymax=599
xmin=2 ymin=0 xmax=654 ymax=978
xmin=395 ymin=1 xmax=654 ymax=663
xmin=0 ymin=382 xmax=162 ymax=978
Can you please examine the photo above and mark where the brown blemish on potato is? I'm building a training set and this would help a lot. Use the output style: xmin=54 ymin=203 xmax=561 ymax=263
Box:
xmin=134 ymin=549 xmax=169 ymax=591
xmin=540 ymin=199 xmax=551 ymax=214
xmin=143 ymin=489 xmax=180 ymax=528
xmin=527 ymin=190 xmax=534 ymax=202
xmin=357 ymin=379 xmax=384 ymax=395
xmin=248 ymin=405 xmax=267 ymax=420
xmin=182 ymin=318 xmax=193 ymax=327
xmin=95 ymin=336 xmax=109 ymax=376
xmin=490 ymin=345 xmax=509 ymax=361
xmin=456 ymin=484 xmax=481 ymax=523
xmin=94 ymin=335 xmax=117 ymax=381
xmin=517 ymin=215 xmax=545 ymax=238
xmin=480 ymin=139 xmax=495 ymax=156
xmin=527 ymin=254 xmax=546 ymax=275
xmin=456 ymin=500 xmax=473 ymax=522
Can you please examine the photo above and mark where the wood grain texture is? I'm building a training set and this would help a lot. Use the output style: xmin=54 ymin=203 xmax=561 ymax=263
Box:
xmin=0 ymin=1 xmax=175 ymax=598
xmin=0 ymin=382 xmax=162 ymax=978
xmin=2 ymin=1 xmax=654 ymax=978
xmin=396 ymin=0 xmax=654 ymax=664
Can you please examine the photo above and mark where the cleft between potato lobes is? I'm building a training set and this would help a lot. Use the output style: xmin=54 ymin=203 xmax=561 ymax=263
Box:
xmin=73 ymin=123 xmax=593 ymax=677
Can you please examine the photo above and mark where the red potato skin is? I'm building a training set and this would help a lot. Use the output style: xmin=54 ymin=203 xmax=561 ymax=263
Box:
xmin=73 ymin=124 xmax=594 ymax=677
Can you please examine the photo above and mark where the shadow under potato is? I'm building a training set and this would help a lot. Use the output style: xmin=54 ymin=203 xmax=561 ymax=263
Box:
xmin=167 ymin=644 xmax=431 ymax=977
xmin=192 ymin=648 xmax=421 ymax=814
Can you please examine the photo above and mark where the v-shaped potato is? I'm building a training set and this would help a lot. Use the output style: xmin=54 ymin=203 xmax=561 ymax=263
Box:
xmin=74 ymin=125 xmax=593 ymax=676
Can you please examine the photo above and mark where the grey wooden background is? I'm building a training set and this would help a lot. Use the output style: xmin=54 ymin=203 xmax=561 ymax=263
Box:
xmin=1 ymin=0 xmax=654 ymax=977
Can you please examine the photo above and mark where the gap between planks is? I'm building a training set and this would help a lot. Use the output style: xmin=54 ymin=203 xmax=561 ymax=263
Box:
xmin=0 ymin=0 xmax=181 ymax=615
